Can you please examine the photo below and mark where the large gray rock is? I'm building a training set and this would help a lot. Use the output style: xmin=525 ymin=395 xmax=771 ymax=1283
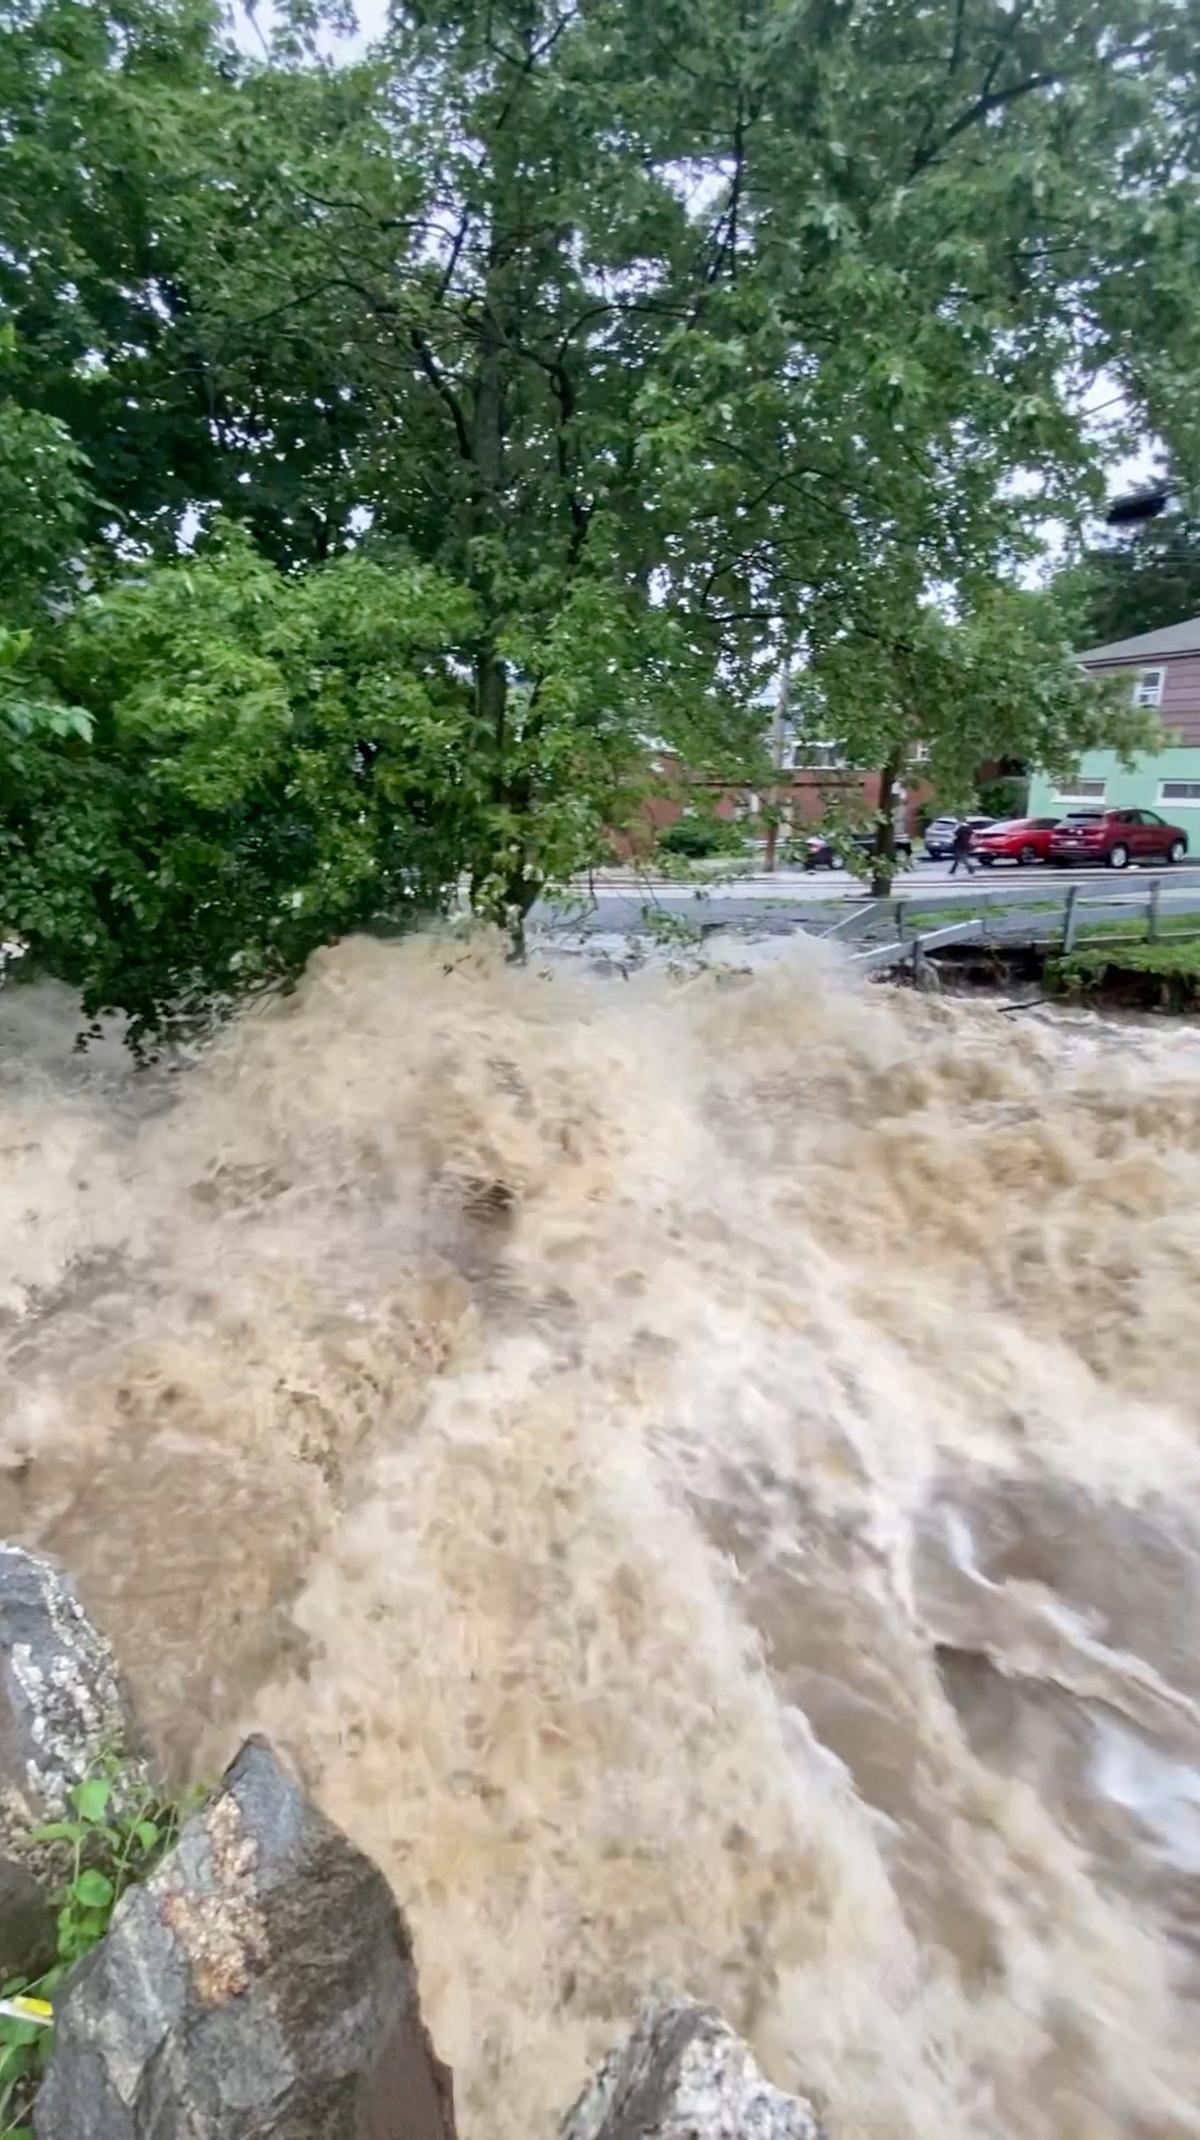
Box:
xmin=0 ymin=1543 xmax=142 ymax=1982
xmin=0 ymin=1854 xmax=57 ymax=1981
xmin=562 ymin=1999 xmax=826 ymax=2140
xmin=35 ymin=1734 xmax=457 ymax=2140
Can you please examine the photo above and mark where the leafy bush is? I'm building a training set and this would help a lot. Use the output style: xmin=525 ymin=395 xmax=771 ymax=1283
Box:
xmin=1 ymin=536 xmax=477 ymax=1049
xmin=976 ymin=774 xmax=1029 ymax=820
xmin=656 ymin=814 xmax=748 ymax=860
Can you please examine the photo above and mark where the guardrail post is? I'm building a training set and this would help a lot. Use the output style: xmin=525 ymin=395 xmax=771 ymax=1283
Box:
xmin=1062 ymin=886 xmax=1079 ymax=952
xmin=1148 ymin=881 xmax=1161 ymax=943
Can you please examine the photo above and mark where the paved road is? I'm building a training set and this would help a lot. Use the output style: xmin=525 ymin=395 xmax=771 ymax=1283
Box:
xmin=538 ymin=861 xmax=1200 ymax=938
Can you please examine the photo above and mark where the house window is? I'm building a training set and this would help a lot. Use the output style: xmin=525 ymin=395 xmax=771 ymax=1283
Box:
xmin=1053 ymin=776 xmax=1106 ymax=802
xmin=790 ymin=741 xmax=847 ymax=769
xmin=1158 ymin=779 xmax=1200 ymax=803
xmin=1131 ymin=667 xmax=1165 ymax=709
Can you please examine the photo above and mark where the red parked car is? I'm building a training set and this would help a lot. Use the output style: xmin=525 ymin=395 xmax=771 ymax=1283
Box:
xmin=1048 ymin=807 xmax=1189 ymax=869
xmin=972 ymin=816 xmax=1060 ymax=867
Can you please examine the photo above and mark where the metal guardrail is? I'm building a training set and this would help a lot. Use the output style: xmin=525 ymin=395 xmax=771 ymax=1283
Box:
xmin=822 ymin=898 xmax=889 ymax=942
xmin=848 ymin=877 xmax=1200 ymax=975
xmin=852 ymin=919 xmax=984 ymax=971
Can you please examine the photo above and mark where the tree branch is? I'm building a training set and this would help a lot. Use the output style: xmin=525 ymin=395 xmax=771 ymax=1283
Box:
xmin=433 ymin=208 xmax=473 ymax=308
xmin=507 ymin=331 xmax=593 ymax=563
xmin=948 ymin=0 xmax=966 ymax=74
xmin=409 ymin=327 xmax=474 ymax=465
xmin=909 ymin=0 xmax=1045 ymax=178
xmin=293 ymin=257 xmax=475 ymax=467
xmin=910 ymin=67 xmax=1064 ymax=177
xmin=704 ymin=90 xmax=748 ymax=286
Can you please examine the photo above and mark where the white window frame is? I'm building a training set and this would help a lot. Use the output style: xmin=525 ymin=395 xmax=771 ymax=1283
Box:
xmin=1052 ymin=776 xmax=1107 ymax=804
xmin=789 ymin=740 xmax=848 ymax=771
xmin=1157 ymin=779 xmax=1200 ymax=805
xmin=1132 ymin=667 xmax=1165 ymax=709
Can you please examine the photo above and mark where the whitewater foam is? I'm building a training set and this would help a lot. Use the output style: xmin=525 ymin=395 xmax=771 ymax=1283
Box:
xmin=3 ymin=934 xmax=1200 ymax=2137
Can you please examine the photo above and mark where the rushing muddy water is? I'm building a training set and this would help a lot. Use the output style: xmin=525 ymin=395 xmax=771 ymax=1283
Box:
xmin=3 ymin=934 xmax=1200 ymax=2138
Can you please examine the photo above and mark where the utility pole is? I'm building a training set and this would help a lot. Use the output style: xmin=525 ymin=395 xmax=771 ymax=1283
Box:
xmin=763 ymin=659 xmax=790 ymax=874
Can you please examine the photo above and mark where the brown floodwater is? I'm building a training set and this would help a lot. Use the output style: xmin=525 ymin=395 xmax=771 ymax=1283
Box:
xmin=3 ymin=933 xmax=1200 ymax=2139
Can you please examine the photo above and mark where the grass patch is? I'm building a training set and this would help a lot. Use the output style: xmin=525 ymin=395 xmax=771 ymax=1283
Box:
xmin=1046 ymin=935 xmax=1200 ymax=1010
xmin=899 ymin=898 xmax=1059 ymax=931
xmin=1072 ymin=914 xmax=1200 ymax=944
xmin=903 ymin=903 xmax=1200 ymax=944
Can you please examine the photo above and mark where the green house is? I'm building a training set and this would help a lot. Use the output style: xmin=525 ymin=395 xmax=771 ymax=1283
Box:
xmin=1027 ymin=614 xmax=1200 ymax=850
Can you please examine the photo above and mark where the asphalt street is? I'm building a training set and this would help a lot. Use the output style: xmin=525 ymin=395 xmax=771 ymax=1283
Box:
xmin=537 ymin=860 xmax=1200 ymax=938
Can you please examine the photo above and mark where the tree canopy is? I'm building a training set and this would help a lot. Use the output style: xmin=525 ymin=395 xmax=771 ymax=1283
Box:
xmin=1056 ymin=498 xmax=1200 ymax=651
xmin=3 ymin=0 xmax=1199 ymax=1026
xmin=805 ymin=583 xmax=1160 ymax=887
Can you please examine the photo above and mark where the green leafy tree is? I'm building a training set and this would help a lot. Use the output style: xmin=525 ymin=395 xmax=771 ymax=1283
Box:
xmin=145 ymin=0 xmax=774 ymax=927
xmin=1056 ymin=502 xmax=1200 ymax=650
xmin=623 ymin=0 xmax=1200 ymax=873
xmin=1 ymin=534 xmax=481 ymax=1044
xmin=810 ymin=587 xmax=1158 ymax=891
xmin=3 ymin=0 xmax=1200 ymax=1020
xmin=628 ymin=0 xmax=1197 ymax=595
xmin=976 ymin=773 xmax=1030 ymax=821
xmin=0 ymin=0 xmax=245 ymax=551
xmin=0 ymin=332 xmax=91 ymax=625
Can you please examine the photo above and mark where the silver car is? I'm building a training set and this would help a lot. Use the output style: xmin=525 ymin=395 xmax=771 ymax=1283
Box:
xmin=923 ymin=813 xmax=993 ymax=860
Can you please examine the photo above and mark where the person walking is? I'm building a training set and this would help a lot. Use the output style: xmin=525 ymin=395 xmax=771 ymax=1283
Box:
xmin=949 ymin=819 xmax=977 ymax=876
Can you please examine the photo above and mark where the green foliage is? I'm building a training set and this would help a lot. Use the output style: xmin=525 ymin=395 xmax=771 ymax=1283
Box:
xmin=2 ymin=0 xmax=1200 ymax=1024
xmin=807 ymin=584 xmax=1159 ymax=888
xmin=656 ymin=814 xmax=747 ymax=860
xmin=1 ymin=533 xmax=478 ymax=1043
xmin=635 ymin=902 xmax=705 ymax=951
xmin=0 ymin=333 xmax=92 ymax=629
xmin=1055 ymin=504 xmax=1200 ymax=650
xmin=0 ymin=0 xmax=236 ymax=553
xmin=976 ymin=775 xmax=1030 ymax=821
xmin=1046 ymin=935 xmax=1200 ymax=1008
xmin=0 ymin=1757 xmax=185 ymax=2136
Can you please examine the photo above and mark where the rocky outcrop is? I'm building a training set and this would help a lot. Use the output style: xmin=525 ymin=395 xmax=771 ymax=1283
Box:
xmin=562 ymin=1998 xmax=827 ymax=2140
xmin=7 ymin=1546 xmax=820 ymax=2140
xmin=0 ymin=1853 xmax=57 ymax=1981
xmin=0 ymin=1543 xmax=142 ymax=1982
xmin=35 ymin=1734 xmax=457 ymax=2140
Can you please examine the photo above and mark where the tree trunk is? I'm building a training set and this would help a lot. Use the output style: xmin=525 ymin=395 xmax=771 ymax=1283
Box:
xmin=473 ymin=646 xmax=541 ymax=951
xmin=763 ymin=659 xmax=790 ymax=873
xmin=469 ymin=223 xmax=541 ymax=948
xmin=870 ymin=751 xmax=902 ymax=896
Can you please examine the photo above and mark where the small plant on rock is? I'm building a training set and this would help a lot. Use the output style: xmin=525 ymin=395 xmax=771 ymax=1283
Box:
xmin=0 ymin=1756 xmax=186 ymax=2136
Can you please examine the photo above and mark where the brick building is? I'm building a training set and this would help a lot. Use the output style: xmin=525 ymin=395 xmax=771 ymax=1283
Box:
xmin=616 ymin=748 xmax=930 ymax=855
